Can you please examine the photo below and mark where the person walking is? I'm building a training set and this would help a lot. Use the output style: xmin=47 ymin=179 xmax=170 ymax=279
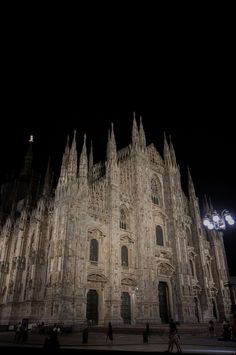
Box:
xmin=146 ymin=322 xmax=150 ymax=336
xmin=14 ymin=322 xmax=21 ymax=342
xmin=106 ymin=322 xmax=113 ymax=343
xmin=82 ymin=326 xmax=89 ymax=344
xmin=166 ymin=318 xmax=182 ymax=353
xmin=143 ymin=323 xmax=150 ymax=343
xmin=208 ymin=320 xmax=215 ymax=337
xmin=43 ymin=331 xmax=60 ymax=351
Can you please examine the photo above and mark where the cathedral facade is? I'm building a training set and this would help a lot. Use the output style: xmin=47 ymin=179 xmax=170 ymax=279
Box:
xmin=0 ymin=117 xmax=231 ymax=327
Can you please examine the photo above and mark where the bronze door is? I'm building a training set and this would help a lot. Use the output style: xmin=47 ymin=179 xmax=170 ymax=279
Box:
xmin=86 ymin=289 xmax=98 ymax=325
xmin=121 ymin=292 xmax=131 ymax=324
xmin=158 ymin=281 xmax=170 ymax=323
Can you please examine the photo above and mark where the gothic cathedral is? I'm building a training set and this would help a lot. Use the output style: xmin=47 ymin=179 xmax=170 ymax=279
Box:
xmin=0 ymin=116 xmax=231 ymax=327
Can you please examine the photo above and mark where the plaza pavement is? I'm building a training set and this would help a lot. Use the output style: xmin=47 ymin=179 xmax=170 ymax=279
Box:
xmin=0 ymin=325 xmax=235 ymax=354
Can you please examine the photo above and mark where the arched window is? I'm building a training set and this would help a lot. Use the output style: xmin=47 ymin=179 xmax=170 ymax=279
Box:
xmin=190 ymin=259 xmax=195 ymax=276
xmin=151 ymin=179 xmax=159 ymax=205
xmin=90 ymin=239 xmax=98 ymax=262
xmin=120 ymin=209 xmax=127 ymax=230
xmin=156 ymin=225 xmax=164 ymax=246
xmin=121 ymin=246 xmax=128 ymax=266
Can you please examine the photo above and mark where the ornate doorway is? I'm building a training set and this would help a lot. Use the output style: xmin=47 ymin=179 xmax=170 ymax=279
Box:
xmin=86 ymin=289 xmax=98 ymax=325
xmin=121 ymin=292 xmax=131 ymax=324
xmin=158 ymin=281 xmax=170 ymax=323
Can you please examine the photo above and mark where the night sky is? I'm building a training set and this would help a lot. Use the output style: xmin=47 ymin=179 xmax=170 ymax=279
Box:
xmin=0 ymin=17 xmax=235 ymax=274
xmin=0 ymin=110 xmax=235 ymax=275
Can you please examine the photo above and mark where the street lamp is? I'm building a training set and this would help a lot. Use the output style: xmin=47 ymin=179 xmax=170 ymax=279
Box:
xmin=203 ymin=209 xmax=235 ymax=315
xmin=203 ymin=210 xmax=234 ymax=230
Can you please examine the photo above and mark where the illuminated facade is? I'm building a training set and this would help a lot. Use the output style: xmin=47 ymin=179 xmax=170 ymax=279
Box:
xmin=0 ymin=117 xmax=231 ymax=327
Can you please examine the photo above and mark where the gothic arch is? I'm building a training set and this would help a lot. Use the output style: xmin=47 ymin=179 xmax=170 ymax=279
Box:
xmin=151 ymin=175 xmax=162 ymax=206
xmin=90 ymin=239 xmax=98 ymax=261
xmin=156 ymin=225 xmax=164 ymax=246
xmin=121 ymin=245 xmax=129 ymax=266
xmin=120 ymin=205 xmax=129 ymax=230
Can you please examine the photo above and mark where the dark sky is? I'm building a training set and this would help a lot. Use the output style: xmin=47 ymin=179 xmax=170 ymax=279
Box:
xmin=0 ymin=19 xmax=235 ymax=274
xmin=0 ymin=111 xmax=235 ymax=275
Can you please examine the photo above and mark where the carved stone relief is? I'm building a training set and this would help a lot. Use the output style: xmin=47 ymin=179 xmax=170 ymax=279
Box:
xmin=157 ymin=262 xmax=174 ymax=277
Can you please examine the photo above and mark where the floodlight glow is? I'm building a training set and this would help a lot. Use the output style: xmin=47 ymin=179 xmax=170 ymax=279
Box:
xmin=203 ymin=210 xmax=235 ymax=231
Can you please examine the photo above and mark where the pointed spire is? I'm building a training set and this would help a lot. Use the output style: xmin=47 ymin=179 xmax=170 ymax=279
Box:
xmin=106 ymin=128 xmax=111 ymax=160
xmin=110 ymin=122 xmax=116 ymax=146
xmin=203 ymin=195 xmax=210 ymax=213
xmin=109 ymin=122 xmax=117 ymax=161
xmin=25 ymin=170 xmax=38 ymax=206
xmin=89 ymin=140 xmax=93 ymax=170
xmin=43 ymin=157 xmax=51 ymax=195
xmin=187 ymin=166 xmax=196 ymax=199
xmin=187 ymin=166 xmax=193 ymax=185
xmin=209 ymin=196 xmax=214 ymax=212
xmin=59 ymin=134 xmax=70 ymax=184
xmin=139 ymin=116 xmax=146 ymax=150
xmin=21 ymin=136 xmax=34 ymax=176
xmin=106 ymin=123 xmax=117 ymax=162
xmin=65 ymin=134 xmax=70 ymax=155
xmin=89 ymin=140 xmax=93 ymax=181
xmin=163 ymin=132 xmax=171 ymax=166
xmin=68 ymin=130 xmax=77 ymax=180
xmin=82 ymin=134 xmax=87 ymax=156
xmin=79 ymin=134 xmax=88 ymax=179
xmin=169 ymin=135 xmax=177 ymax=167
xmin=202 ymin=194 xmax=210 ymax=214
xmin=132 ymin=112 xmax=139 ymax=149
xmin=71 ymin=130 xmax=77 ymax=151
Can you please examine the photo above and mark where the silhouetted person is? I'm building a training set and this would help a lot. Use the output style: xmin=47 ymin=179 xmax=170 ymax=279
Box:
xmin=146 ymin=322 xmax=150 ymax=336
xmin=222 ymin=319 xmax=232 ymax=340
xmin=39 ymin=321 xmax=45 ymax=334
xmin=43 ymin=331 xmax=60 ymax=351
xmin=20 ymin=322 xmax=28 ymax=343
xmin=82 ymin=327 xmax=89 ymax=344
xmin=142 ymin=330 xmax=148 ymax=343
xmin=166 ymin=319 xmax=182 ymax=353
xmin=14 ymin=322 xmax=21 ymax=342
xmin=142 ymin=323 xmax=150 ymax=343
xmin=106 ymin=322 xmax=113 ymax=343
xmin=208 ymin=320 xmax=215 ymax=337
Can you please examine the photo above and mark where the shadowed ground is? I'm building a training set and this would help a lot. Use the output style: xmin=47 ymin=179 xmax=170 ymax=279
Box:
xmin=0 ymin=323 xmax=235 ymax=354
